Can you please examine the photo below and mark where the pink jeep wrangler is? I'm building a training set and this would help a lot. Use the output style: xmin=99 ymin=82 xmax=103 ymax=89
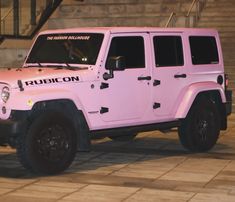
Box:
xmin=0 ymin=27 xmax=232 ymax=174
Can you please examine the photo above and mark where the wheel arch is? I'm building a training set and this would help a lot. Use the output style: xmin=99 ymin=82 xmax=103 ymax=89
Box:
xmin=32 ymin=99 xmax=80 ymax=115
xmin=9 ymin=88 xmax=84 ymax=111
xmin=175 ymin=82 xmax=226 ymax=120
xmin=178 ymin=92 xmax=221 ymax=152
xmin=31 ymin=99 xmax=91 ymax=151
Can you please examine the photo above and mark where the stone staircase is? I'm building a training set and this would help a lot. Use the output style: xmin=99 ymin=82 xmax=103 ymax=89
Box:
xmin=196 ymin=0 xmax=235 ymax=112
xmin=48 ymin=0 xmax=190 ymax=28
xmin=0 ymin=0 xmax=62 ymax=67
xmin=0 ymin=0 xmax=192 ymax=67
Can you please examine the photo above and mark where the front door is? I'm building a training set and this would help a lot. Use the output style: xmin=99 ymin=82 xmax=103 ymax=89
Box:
xmin=99 ymin=33 xmax=151 ymax=126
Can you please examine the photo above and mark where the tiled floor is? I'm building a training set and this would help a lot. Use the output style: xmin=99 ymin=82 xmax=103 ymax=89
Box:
xmin=0 ymin=114 xmax=235 ymax=201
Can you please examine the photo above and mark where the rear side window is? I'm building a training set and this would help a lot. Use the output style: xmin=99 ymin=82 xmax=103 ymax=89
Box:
xmin=189 ymin=36 xmax=219 ymax=65
xmin=153 ymin=36 xmax=184 ymax=67
xmin=106 ymin=36 xmax=145 ymax=69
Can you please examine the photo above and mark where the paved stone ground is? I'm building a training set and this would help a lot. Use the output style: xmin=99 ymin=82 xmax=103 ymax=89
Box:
xmin=0 ymin=115 xmax=235 ymax=202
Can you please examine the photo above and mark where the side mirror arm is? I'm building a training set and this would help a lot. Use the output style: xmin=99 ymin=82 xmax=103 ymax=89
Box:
xmin=103 ymin=70 xmax=114 ymax=80
xmin=103 ymin=56 xmax=125 ymax=80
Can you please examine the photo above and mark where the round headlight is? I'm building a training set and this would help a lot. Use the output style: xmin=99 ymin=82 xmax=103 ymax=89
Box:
xmin=1 ymin=86 xmax=10 ymax=103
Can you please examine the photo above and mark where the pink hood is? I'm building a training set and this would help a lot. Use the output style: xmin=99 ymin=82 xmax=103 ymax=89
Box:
xmin=0 ymin=67 xmax=91 ymax=88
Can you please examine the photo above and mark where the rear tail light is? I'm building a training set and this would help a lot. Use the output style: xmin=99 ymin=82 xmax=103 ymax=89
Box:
xmin=225 ymin=74 xmax=229 ymax=90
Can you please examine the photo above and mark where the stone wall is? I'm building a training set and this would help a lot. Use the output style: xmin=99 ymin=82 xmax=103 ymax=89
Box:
xmin=0 ymin=0 xmax=191 ymax=67
xmin=48 ymin=0 xmax=189 ymax=29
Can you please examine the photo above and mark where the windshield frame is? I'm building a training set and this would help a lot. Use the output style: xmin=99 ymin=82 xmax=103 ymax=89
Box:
xmin=24 ymin=32 xmax=105 ymax=67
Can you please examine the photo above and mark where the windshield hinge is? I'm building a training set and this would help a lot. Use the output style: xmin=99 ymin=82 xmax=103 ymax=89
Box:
xmin=17 ymin=80 xmax=24 ymax=91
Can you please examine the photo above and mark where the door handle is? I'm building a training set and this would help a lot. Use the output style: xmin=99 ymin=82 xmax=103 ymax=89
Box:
xmin=174 ymin=74 xmax=187 ymax=78
xmin=138 ymin=76 xmax=151 ymax=81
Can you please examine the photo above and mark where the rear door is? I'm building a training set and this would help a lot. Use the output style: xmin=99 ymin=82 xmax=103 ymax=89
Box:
xmin=150 ymin=32 xmax=189 ymax=119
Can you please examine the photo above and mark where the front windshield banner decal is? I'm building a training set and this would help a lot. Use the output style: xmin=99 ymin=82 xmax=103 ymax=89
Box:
xmin=47 ymin=35 xmax=91 ymax=41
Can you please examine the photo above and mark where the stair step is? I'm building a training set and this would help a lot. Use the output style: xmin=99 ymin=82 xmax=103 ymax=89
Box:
xmin=48 ymin=17 xmax=168 ymax=28
xmin=62 ymin=0 xmax=185 ymax=4
xmin=203 ymin=7 xmax=235 ymax=12
xmin=200 ymin=17 xmax=235 ymax=22
xmin=224 ymin=54 xmax=235 ymax=57
xmin=206 ymin=4 xmax=235 ymax=9
xmin=201 ymin=12 xmax=235 ymax=17
xmin=198 ymin=26 xmax=235 ymax=32
xmin=219 ymin=32 xmax=235 ymax=37
xmin=214 ymin=27 xmax=235 ymax=32
xmin=199 ymin=21 xmax=235 ymax=27
xmin=57 ymin=4 xmax=163 ymax=18
xmin=55 ymin=2 xmax=186 ymax=19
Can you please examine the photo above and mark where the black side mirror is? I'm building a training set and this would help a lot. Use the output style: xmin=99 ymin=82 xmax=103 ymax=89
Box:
xmin=103 ymin=56 xmax=126 ymax=80
xmin=106 ymin=56 xmax=126 ymax=71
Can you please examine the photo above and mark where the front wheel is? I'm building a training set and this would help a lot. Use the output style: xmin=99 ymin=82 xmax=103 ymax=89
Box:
xmin=178 ymin=97 xmax=220 ymax=152
xmin=17 ymin=111 xmax=77 ymax=175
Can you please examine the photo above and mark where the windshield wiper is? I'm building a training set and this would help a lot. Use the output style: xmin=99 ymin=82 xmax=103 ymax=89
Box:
xmin=25 ymin=63 xmax=88 ymax=70
xmin=55 ymin=63 xmax=88 ymax=71
xmin=25 ymin=62 xmax=42 ymax=67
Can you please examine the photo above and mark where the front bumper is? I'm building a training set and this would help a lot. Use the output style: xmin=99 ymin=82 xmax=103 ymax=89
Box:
xmin=0 ymin=120 xmax=21 ymax=144
xmin=0 ymin=110 xmax=28 ymax=146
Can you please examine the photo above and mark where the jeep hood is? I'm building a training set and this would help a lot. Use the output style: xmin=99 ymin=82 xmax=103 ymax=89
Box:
xmin=0 ymin=67 xmax=92 ymax=88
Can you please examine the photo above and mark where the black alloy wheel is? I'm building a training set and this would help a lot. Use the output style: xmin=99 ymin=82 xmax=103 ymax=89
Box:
xmin=178 ymin=97 xmax=220 ymax=152
xmin=17 ymin=111 xmax=77 ymax=175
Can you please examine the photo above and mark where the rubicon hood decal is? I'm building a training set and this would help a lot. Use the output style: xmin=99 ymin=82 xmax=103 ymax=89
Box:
xmin=25 ymin=76 xmax=79 ymax=86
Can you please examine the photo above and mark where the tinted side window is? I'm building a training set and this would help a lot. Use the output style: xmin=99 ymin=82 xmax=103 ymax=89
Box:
xmin=189 ymin=36 xmax=219 ymax=65
xmin=106 ymin=36 xmax=145 ymax=69
xmin=153 ymin=36 xmax=184 ymax=67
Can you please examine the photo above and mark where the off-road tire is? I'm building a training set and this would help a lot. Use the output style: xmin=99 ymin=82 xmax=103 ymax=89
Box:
xmin=17 ymin=111 xmax=77 ymax=175
xmin=178 ymin=97 xmax=220 ymax=152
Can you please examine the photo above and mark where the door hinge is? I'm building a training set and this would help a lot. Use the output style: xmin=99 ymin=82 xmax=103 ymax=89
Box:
xmin=153 ymin=80 xmax=161 ymax=86
xmin=100 ymin=82 xmax=109 ymax=89
xmin=153 ymin=102 xmax=161 ymax=109
xmin=100 ymin=107 xmax=109 ymax=114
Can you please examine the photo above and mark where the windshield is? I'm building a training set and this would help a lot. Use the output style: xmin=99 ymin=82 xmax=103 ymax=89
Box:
xmin=26 ymin=33 xmax=104 ymax=65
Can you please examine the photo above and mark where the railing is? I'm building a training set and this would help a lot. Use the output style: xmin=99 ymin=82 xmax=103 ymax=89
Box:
xmin=0 ymin=0 xmax=62 ymax=39
xmin=165 ymin=0 xmax=207 ymax=28
xmin=0 ymin=6 xmax=13 ymax=35
xmin=185 ymin=0 xmax=207 ymax=27
xmin=165 ymin=12 xmax=176 ymax=27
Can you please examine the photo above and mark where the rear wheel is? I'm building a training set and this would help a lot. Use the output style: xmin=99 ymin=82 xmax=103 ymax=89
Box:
xmin=178 ymin=97 xmax=220 ymax=152
xmin=17 ymin=111 xmax=77 ymax=175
